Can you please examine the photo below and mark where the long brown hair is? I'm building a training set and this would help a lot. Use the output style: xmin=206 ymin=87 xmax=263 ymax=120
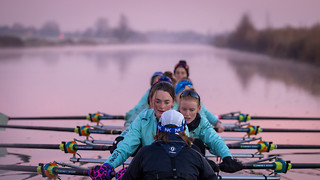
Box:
xmin=163 ymin=71 xmax=177 ymax=86
xmin=154 ymin=130 xmax=194 ymax=147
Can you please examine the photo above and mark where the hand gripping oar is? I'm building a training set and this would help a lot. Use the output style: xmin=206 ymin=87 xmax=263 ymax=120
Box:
xmin=0 ymin=163 xmax=90 ymax=178
xmin=0 ymin=112 xmax=124 ymax=126
xmin=227 ymin=140 xmax=320 ymax=153
xmin=0 ymin=124 xmax=122 ymax=136
xmin=0 ymin=141 xmax=112 ymax=154
xmin=224 ymin=125 xmax=320 ymax=136
xmin=219 ymin=111 xmax=320 ymax=123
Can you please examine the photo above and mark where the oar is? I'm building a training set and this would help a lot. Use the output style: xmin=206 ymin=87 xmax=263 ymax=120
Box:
xmin=0 ymin=141 xmax=112 ymax=154
xmin=243 ymin=162 xmax=320 ymax=170
xmin=0 ymin=164 xmax=283 ymax=180
xmin=0 ymin=163 xmax=90 ymax=178
xmin=69 ymin=153 xmax=264 ymax=164
xmin=0 ymin=124 xmax=122 ymax=136
xmin=224 ymin=125 xmax=320 ymax=136
xmin=227 ymin=141 xmax=320 ymax=153
xmin=0 ymin=112 xmax=124 ymax=126
xmin=219 ymin=111 xmax=320 ymax=123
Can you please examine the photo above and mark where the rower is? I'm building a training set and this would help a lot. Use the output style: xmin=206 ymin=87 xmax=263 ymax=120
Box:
xmin=89 ymin=83 xmax=242 ymax=180
xmin=123 ymin=71 xmax=175 ymax=130
xmin=124 ymin=72 xmax=175 ymax=129
xmin=178 ymin=89 xmax=242 ymax=173
xmin=124 ymin=71 xmax=163 ymax=129
xmin=119 ymin=110 xmax=218 ymax=180
xmin=174 ymin=79 xmax=224 ymax=132
xmin=174 ymin=60 xmax=189 ymax=82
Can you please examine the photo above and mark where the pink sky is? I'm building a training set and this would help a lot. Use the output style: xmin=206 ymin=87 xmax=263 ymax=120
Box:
xmin=0 ymin=0 xmax=320 ymax=34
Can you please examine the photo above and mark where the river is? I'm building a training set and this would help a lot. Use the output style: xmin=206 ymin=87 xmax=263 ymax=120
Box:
xmin=0 ymin=44 xmax=320 ymax=179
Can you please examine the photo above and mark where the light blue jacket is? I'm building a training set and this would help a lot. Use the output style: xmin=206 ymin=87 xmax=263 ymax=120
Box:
xmin=105 ymin=109 xmax=190 ymax=168
xmin=124 ymin=89 xmax=150 ymax=126
xmin=106 ymin=109 xmax=231 ymax=168
xmin=173 ymin=102 xmax=220 ymax=126
xmin=189 ymin=114 xmax=231 ymax=158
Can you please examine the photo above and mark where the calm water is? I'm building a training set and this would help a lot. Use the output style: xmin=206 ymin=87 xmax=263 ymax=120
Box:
xmin=0 ymin=44 xmax=320 ymax=179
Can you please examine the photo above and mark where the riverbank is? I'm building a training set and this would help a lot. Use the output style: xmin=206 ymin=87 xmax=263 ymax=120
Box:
xmin=212 ymin=14 xmax=320 ymax=67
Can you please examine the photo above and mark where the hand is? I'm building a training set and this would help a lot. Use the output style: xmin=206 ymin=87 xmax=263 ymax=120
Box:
xmin=110 ymin=136 xmax=124 ymax=154
xmin=89 ymin=163 xmax=115 ymax=180
xmin=219 ymin=156 xmax=243 ymax=173
xmin=214 ymin=121 xmax=224 ymax=133
xmin=115 ymin=167 xmax=128 ymax=180
xmin=206 ymin=158 xmax=219 ymax=172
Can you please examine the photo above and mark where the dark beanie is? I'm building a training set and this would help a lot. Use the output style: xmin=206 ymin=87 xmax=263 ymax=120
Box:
xmin=174 ymin=60 xmax=189 ymax=77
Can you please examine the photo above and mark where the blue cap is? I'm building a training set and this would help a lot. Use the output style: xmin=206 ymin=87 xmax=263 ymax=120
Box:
xmin=152 ymin=72 xmax=163 ymax=77
xmin=174 ymin=80 xmax=193 ymax=95
xmin=157 ymin=76 xmax=173 ymax=85
xmin=157 ymin=110 xmax=186 ymax=134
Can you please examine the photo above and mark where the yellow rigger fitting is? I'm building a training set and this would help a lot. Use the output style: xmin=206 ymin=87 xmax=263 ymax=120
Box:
xmin=247 ymin=125 xmax=261 ymax=135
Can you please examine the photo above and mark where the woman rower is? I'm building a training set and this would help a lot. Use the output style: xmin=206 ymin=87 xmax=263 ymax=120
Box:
xmin=89 ymin=83 xmax=242 ymax=180
xmin=124 ymin=71 xmax=163 ymax=127
xmin=174 ymin=60 xmax=189 ymax=82
xmin=120 ymin=110 xmax=217 ymax=180
xmin=178 ymin=89 xmax=242 ymax=172
xmin=89 ymin=81 xmax=177 ymax=179
xmin=174 ymin=79 xmax=224 ymax=132
xmin=124 ymin=72 xmax=175 ymax=128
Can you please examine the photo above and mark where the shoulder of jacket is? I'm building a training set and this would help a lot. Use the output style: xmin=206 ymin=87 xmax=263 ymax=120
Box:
xmin=137 ymin=108 xmax=154 ymax=121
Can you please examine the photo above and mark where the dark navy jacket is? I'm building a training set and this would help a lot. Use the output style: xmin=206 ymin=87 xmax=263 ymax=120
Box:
xmin=122 ymin=135 xmax=217 ymax=180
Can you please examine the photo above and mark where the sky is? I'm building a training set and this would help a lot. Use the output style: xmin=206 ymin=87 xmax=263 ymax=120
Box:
xmin=0 ymin=0 xmax=320 ymax=34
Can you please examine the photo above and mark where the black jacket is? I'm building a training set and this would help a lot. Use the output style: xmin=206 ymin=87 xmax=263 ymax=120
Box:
xmin=122 ymin=135 xmax=217 ymax=180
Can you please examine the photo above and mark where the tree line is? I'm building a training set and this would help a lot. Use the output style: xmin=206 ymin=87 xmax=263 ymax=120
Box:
xmin=213 ymin=14 xmax=320 ymax=66
xmin=0 ymin=14 xmax=207 ymax=47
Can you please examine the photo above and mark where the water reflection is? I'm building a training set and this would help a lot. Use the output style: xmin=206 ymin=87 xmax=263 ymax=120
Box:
xmin=225 ymin=50 xmax=320 ymax=97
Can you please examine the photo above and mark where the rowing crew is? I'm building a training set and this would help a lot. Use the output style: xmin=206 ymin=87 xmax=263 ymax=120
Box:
xmin=88 ymin=60 xmax=242 ymax=179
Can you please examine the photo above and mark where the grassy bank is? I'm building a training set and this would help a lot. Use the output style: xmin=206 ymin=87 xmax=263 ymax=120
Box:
xmin=213 ymin=14 xmax=320 ymax=66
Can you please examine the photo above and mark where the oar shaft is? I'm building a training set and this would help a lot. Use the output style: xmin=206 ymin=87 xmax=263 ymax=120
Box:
xmin=243 ymin=163 xmax=275 ymax=169
xmin=291 ymin=163 xmax=320 ymax=169
xmin=0 ymin=125 xmax=75 ymax=132
xmin=0 ymin=125 xmax=122 ymax=135
xmin=88 ymin=129 xmax=122 ymax=135
xmin=243 ymin=163 xmax=320 ymax=169
xmin=54 ymin=167 xmax=89 ymax=176
xmin=0 ymin=164 xmax=37 ymax=172
xmin=7 ymin=115 xmax=125 ymax=120
xmin=0 ymin=164 xmax=89 ymax=176
xmin=0 ymin=144 xmax=60 ymax=149
xmin=0 ymin=143 xmax=111 ymax=151
xmin=225 ymin=128 xmax=320 ymax=133
xmin=9 ymin=116 xmax=87 ymax=120
xmin=276 ymin=145 xmax=320 ymax=149
xmin=217 ymin=175 xmax=280 ymax=180
xmin=251 ymin=116 xmax=320 ymax=120
xmin=261 ymin=129 xmax=320 ymax=133
xmin=100 ymin=115 xmax=125 ymax=119
xmin=227 ymin=144 xmax=320 ymax=149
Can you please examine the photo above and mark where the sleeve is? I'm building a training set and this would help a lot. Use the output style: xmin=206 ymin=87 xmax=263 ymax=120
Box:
xmin=122 ymin=147 xmax=146 ymax=180
xmin=105 ymin=116 xmax=143 ymax=168
xmin=199 ymin=155 xmax=217 ymax=180
xmin=200 ymin=103 xmax=220 ymax=126
xmin=199 ymin=118 xmax=232 ymax=159
xmin=124 ymin=89 xmax=150 ymax=126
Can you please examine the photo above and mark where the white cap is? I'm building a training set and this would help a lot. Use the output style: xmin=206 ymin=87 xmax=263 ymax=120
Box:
xmin=158 ymin=110 xmax=186 ymax=133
